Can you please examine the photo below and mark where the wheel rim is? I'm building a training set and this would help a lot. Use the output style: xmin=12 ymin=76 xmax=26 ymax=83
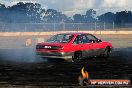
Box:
xmin=73 ymin=52 xmax=82 ymax=62
xmin=104 ymin=48 xmax=109 ymax=57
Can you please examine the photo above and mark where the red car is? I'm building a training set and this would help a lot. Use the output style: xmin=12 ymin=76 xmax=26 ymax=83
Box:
xmin=36 ymin=33 xmax=113 ymax=62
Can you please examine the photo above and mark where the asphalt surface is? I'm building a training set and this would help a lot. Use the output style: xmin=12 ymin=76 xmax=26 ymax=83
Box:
xmin=0 ymin=35 xmax=132 ymax=87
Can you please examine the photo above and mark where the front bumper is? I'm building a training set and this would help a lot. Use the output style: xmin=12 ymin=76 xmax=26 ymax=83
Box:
xmin=36 ymin=51 xmax=73 ymax=59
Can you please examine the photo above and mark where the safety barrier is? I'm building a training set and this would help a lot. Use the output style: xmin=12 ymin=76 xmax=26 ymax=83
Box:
xmin=0 ymin=31 xmax=132 ymax=36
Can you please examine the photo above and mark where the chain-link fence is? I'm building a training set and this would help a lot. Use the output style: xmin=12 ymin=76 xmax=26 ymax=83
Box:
xmin=0 ymin=22 xmax=132 ymax=63
xmin=0 ymin=22 xmax=132 ymax=32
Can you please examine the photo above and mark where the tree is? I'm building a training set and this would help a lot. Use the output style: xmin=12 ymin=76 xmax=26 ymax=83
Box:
xmin=73 ymin=14 xmax=82 ymax=23
xmin=83 ymin=9 xmax=96 ymax=23
xmin=0 ymin=3 xmax=6 ymax=22
xmin=73 ymin=9 xmax=97 ymax=23
xmin=115 ymin=11 xmax=132 ymax=23
xmin=98 ymin=12 xmax=115 ymax=23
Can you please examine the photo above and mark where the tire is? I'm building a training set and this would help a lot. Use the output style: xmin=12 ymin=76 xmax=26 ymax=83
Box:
xmin=72 ymin=51 xmax=82 ymax=62
xmin=103 ymin=47 xmax=110 ymax=58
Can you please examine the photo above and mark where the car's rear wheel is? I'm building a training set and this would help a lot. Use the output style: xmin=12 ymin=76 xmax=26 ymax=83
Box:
xmin=72 ymin=51 xmax=82 ymax=62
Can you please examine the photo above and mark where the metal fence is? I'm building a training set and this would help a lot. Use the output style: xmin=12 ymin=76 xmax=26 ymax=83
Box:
xmin=0 ymin=22 xmax=132 ymax=32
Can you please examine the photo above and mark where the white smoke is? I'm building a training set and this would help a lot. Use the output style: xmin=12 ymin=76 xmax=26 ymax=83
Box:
xmin=73 ymin=0 xmax=93 ymax=9
xmin=62 ymin=0 xmax=94 ymax=16
xmin=0 ymin=0 xmax=37 ymax=6
xmin=101 ymin=0 xmax=126 ymax=8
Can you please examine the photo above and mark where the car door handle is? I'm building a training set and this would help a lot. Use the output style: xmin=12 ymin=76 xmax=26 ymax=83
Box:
xmin=81 ymin=46 xmax=83 ymax=47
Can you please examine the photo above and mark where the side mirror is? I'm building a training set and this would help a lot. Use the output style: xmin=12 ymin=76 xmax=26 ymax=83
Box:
xmin=96 ymin=39 xmax=102 ymax=43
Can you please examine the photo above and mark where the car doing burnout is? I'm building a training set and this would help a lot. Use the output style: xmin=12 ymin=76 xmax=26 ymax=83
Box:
xmin=36 ymin=33 xmax=113 ymax=62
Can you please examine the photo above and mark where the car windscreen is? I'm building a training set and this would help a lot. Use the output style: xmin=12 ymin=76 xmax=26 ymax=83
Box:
xmin=47 ymin=34 xmax=74 ymax=43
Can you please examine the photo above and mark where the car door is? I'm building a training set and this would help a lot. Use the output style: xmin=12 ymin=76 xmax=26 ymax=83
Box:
xmin=86 ymin=34 xmax=103 ymax=56
xmin=72 ymin=35 xmax=83 ymax=52
xmin=72 ymin=34 xmax=94 ymax=58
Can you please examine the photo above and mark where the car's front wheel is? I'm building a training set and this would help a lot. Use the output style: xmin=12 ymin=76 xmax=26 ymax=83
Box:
xmin=102 ymin=47 xmax=111 ymax=58
xmin=72 ymin=51 xmax=82 ymax=62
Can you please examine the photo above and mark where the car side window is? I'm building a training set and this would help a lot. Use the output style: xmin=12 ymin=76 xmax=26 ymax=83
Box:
xmin=86 ymin=34 xmax=98 ymax=41
xmin=73 ymin=34 xmax=90 ymax=44
xmin=81 ymin=34 xmax=90 ymax=43
xmin=73 ymin=35 xmax=81 ymax=44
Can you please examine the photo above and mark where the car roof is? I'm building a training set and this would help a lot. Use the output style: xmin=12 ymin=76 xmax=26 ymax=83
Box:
xmin=58 ymin=32 xmax=90 ymax=35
